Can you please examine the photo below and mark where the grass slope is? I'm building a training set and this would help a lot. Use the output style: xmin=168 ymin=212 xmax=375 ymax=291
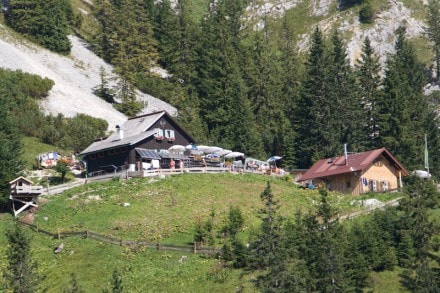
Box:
xmin=0 ymin=173 xmax=407 ymax=292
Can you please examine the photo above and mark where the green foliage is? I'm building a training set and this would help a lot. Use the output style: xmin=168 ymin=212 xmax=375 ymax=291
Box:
xmin=64 ymin=273 xmax=84 ymax=293
xmin=56 ymin=158 xmax=71 ymax=184
xmin=376 ymin=27 xmax=434 ymax=171
xmin=4 ymin=222 xmax=42 ymax=292
xmin=0 ymin=102 xmax=23 ymax=207
xmin=5 ymin=0 xmax=73 ymax=53
xmin=359 ymin=0 xmax=375 ymax=24
xmin=426 ymin=0 xmax=440 ymax=82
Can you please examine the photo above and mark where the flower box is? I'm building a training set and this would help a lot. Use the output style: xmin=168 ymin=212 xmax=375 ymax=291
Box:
xmin=168 ymin=137 xmax=175 ymax=142
xmin=155 ymin=135 xmax=164 ymax=141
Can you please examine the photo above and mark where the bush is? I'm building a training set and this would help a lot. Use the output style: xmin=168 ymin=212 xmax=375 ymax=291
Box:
xmin=359 ymin=1 xmax=374 ymax=24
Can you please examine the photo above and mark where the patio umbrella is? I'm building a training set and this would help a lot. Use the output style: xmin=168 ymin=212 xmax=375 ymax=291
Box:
xmin=225 ymin=151 xmax=245 ymax=158
xmin=215 ymin=149 xmax=232 ymax=156
xmin=169 ymin=145 xmax=186 ymax=153
xmin=204 ymin=146 xmax=223 ymax=154
xmin=267 ymin=156 xmax=282 ymax=162
xmin=185 ymin=144 xmax=198 ymax=150
xmin=196 ymin=145 xmax=211 ymax=152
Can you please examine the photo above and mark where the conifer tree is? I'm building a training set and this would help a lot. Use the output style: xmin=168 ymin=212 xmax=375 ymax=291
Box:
xmin=426 ymin=0 xmax=440 ymax=82
xmin=400 ymin=176 xmax=440 ymax=291
xmin=0 ymin=102 xmax=23 ymax=207
xmin=327 ymin=31 xmax=365 ymax=153
xmin=295 ymin=27 xmax=331 ymax=168
xmin=4 ymin=222 xmax=42 ymax=292
xmin=248 ymin=182 xmax=285 ymax=271
xmin=376 ymin=26 xmax=429 ymax=170
xmin=278 ymin=17 xmax=301 ymax=168
xmin=195 ymin=0 xmax=262 ymax=155
xmin=5 ymin=0 xmax=72 ymax=53
xmin=243 ymin=21 xmax=292 ymax=160
xmin=356 ymin=37 xmax=382 ymax=148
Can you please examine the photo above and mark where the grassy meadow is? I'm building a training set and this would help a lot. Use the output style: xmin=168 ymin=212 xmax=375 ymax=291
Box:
xmin=1 ymin=173 xmax=406 ymax=292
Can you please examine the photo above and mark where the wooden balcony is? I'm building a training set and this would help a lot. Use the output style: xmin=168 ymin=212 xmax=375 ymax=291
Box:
xmin=14 ymin=185 xmax=44 ymax=195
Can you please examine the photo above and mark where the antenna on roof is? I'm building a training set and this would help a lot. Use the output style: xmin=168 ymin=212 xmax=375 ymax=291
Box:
xmin=344 ymin=143 xmax=348 ymax=165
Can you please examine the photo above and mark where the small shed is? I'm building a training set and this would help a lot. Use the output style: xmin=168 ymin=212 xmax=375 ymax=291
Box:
xmin=9 ymin=176 xmax=43 ymax=217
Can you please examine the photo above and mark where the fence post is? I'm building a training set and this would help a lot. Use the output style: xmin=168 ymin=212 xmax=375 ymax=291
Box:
xmin=57 ymin=228 xmax=61 ymax=240
xmin=156 ymin=243 xmax=160 ymax=250
xmin=86 ymin=230 xmax=89 ymax=238
xmin=120 ymin=239 xmax=123 ymax=246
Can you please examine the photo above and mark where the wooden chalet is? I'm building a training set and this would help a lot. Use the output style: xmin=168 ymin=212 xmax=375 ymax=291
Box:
xmin=80 ymin=111 xmax=196 ymax=176
xmin=298 ymin=148 xmax=409 ymax=195
xmin=10 ymin=176 xmax=43 ymax=217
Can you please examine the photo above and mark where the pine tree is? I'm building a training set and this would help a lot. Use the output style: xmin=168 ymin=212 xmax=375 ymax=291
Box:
xmin=4 ymin=222 xmax=42 ymax=292
xmin=111 ymin=269 xmax=123 ymax=293
xmin=195 ymin=0 xmax=262 ymax=155
xmin=295 ymin=27 xmax=330 ymax=168
xmin=327 ymin=30 xmax=365 ymax=153
xmin=399 ymin=176 xmax=440 ymax=292
xmin=356 ymin=36 xmax=382 ymax=148
xmin=244 ymin=22 xmax=288 ymax=157
xmin=376 ymin=26 xmax=429 ymax=170
xmin=248 ymin=182 xmax=297 ymax=292
xmin=0 ymin=102 xmax=23 ymax=207
xmin=64 ymin=273 xmax=84 ymax=293
xmin=248 ymin=182 xmax=285 ymax=271
xmin=426 ymin=0 xmax=440 ymax=82
xmin=5 ymin=0 xmax=72 ymax=53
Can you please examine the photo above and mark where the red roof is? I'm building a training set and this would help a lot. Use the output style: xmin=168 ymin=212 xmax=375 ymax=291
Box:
xmin=298 ymin=147 xmax=409 ymax=181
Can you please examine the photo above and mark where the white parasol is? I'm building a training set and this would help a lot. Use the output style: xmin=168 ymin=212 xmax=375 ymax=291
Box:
xmin=225 ymin=151 xmax=245 ymax=158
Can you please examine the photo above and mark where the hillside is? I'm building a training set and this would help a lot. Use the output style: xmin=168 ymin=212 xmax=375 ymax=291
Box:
xmin=0 ymin=173 xmax=412 ymax=292
xmin=0 ymin=24 xmax=176 ymax=130
xmin=0 ymin=0 xmax=436 ymax=131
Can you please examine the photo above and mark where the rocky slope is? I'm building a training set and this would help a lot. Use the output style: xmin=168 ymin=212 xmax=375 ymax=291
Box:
xmin=0 ymin=24 xmax=176 ymax=131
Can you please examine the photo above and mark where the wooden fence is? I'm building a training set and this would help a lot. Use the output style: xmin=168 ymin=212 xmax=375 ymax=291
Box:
xmin=20 ymin=222 xmax=219 ymax=256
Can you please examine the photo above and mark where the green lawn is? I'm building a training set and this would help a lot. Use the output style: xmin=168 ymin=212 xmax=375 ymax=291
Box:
xmin=0 ymin=173 xmax=412 ymax=292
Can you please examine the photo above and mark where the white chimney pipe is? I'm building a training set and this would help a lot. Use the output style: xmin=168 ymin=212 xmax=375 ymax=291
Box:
xmin=344 ymin=143 xmax=348 ymax=165
xmin=116 ymin=125 xmax=123 ymax=140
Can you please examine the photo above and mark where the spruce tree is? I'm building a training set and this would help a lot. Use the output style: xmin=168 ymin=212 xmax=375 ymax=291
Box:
xmin=295 ymin=27 xmax=330 ymax=168
xmin=426 ymin=0 xmax=440 ymax=82
xmin=4 ymin=222 xmax=42 ymax=292
xmin=327 ymin=30 xmax=365 ymax=153
xmin=356 ymin=36 xmax=382 ymax=148
xmin=248 ymin=182 xmax=285 ymax=271
xmin=0 ymin=103 xmax=23 ymax=207
xmin=376 ymin=26 xmax=429 ymax=170
xmin=399 ymin=176 xmax=440 ymax=291
xmin=5 ymin=0 xmax=72 ymax=53
xmin=248 ymin=182 xmax=299 ymax=292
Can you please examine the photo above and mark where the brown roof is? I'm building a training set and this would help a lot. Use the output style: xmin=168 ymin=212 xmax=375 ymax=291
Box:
xmin=298 ymin=147 xmax=409 ymax=181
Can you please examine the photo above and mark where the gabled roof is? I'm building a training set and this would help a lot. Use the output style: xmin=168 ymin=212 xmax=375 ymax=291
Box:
xmin=80 ymin=111 xmax=195 ymax=155
xmin=299 ymin=147 xmax=409 ymax=182
xmin=9 ymin=176 xmax=34 ymax=185
xmin=80 ymin=130 xmax=157 ymax=155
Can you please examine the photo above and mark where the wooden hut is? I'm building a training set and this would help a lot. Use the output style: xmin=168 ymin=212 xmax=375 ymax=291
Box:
xmin=9 ymin=176 xmax=43 ymax=217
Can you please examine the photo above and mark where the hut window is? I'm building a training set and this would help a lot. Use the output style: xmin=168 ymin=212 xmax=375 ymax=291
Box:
xmin=346 ymin=181 xmax=351 ymax=188
xmin=155 ymin=128 xmax=164 ymax=137
xmin=97 ymin=152 xmax=104 ymax=158
xmin=165 ymin=129 xmax=175 ymax=139
xmin=89 ymin=154 xmax=96 ymax=160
